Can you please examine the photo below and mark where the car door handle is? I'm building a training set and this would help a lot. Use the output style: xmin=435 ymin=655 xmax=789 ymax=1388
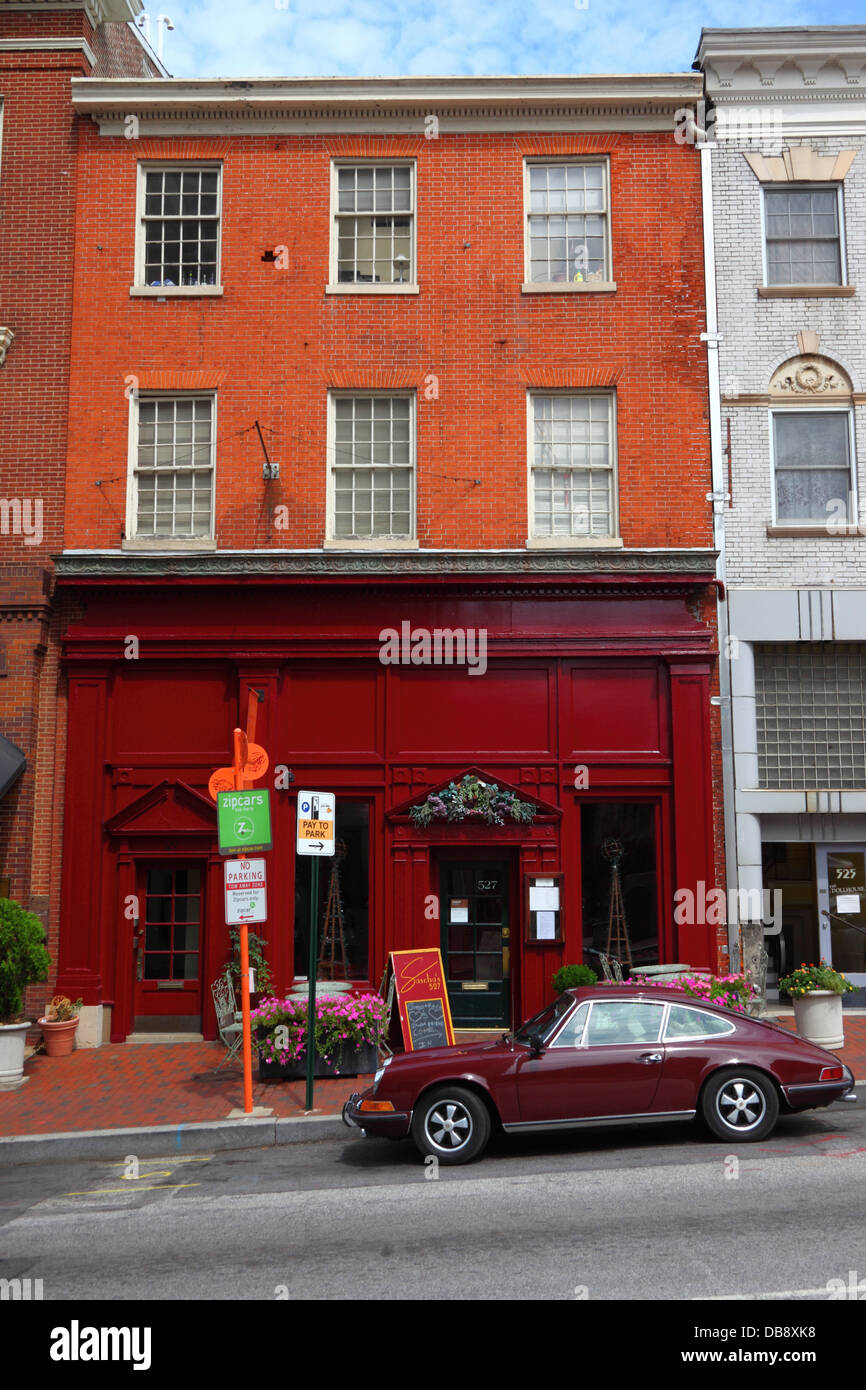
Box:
xmin=638 ymin=1052 xmax=663 ymax=1064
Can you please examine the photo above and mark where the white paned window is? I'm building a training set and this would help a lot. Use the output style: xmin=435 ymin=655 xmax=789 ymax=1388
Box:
xmin=138 ymin=166 xmax=221 ymax=288
xmin=530 ymin=394 xmax=617 ymax=538
xmin=771 ymin=409 xmax=854 ymax=523
xmin=526 ymin=161 xmax=610 ymax=284
xmin=764 ymin=186 xmax=844 ymax=286
xmin=132 ymin=397 xmax=215 ymax=540
xmin=333 ymin=164 xmax=414 ymax=285
xmin=330 ymin=395 xmax=414 ymax=540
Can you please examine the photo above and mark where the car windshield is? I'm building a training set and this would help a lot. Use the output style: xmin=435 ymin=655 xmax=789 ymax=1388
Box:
xmin=514 ymin=994 xmax=574 ymax=1044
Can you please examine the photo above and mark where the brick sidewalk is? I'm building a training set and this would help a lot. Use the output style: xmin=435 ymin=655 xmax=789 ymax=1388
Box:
xmin=1 ymin=1020 xmax=863 ymax=1140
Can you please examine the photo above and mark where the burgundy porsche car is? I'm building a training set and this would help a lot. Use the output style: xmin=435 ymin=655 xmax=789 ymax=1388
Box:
xmin=342 ymin=984 xmax=855 ymax=1163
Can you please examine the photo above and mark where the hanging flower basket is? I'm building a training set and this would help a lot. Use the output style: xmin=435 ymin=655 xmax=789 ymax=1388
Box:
xmin=409 ymin=774 xmax=537 ymax=829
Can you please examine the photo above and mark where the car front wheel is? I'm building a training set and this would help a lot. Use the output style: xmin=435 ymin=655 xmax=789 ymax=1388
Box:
xmin=411 ymin=1085 xmax=491 ymax=1165
xmin=701 ymin=1067 xmax=779 ymax=1142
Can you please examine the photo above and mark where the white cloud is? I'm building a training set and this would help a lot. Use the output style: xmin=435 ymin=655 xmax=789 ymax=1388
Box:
xmin=157 ymin=0 xmax=828 ymax=80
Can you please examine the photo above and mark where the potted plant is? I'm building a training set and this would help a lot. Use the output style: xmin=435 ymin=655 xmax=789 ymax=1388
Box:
xmin=552 ymin=963 xmax=598 ymax=993
xmin=227 ymin=927 xmax=273 ymax=1008
xmin=778 ymin=960 xmax=854 ymax=1048
xmin=253 ymin=991 xmax=388 ymax=1081
xmin=0 ymin=897 xmax=51 ymax=1090
xmin=39 ymin=995 xmax=83 ymax=1057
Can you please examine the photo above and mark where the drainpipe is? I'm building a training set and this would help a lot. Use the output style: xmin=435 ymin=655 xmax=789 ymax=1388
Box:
xmin=700 ymin=139 xmax=739 ymax=970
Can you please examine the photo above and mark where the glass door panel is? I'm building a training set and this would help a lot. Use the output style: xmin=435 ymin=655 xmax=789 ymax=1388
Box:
xmin=440 ymin=860 xmax=510 ymax=1028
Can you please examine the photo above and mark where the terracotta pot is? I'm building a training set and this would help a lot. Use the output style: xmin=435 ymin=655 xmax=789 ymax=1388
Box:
xmin=39 ymin=1015 xmax=80 ymax=1057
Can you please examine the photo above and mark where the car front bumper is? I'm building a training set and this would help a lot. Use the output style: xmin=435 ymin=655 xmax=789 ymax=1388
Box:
xmin=342 ymin=1089 xmax=413 ymax=1138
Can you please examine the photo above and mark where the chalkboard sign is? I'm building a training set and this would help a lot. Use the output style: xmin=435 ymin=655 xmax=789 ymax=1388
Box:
xmin=383 ymin=948 xmax=456 ymax=1051
xmin=405 ymin=998 xmax=449 ymax=1050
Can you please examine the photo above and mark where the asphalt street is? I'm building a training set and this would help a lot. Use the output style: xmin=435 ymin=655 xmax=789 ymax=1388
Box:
xmin=2 ymin=1099 xmax=865 ymax=1303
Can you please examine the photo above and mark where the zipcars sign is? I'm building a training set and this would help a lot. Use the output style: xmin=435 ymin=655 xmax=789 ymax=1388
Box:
xmin=217 ymin=789 xmax=272 ymax=855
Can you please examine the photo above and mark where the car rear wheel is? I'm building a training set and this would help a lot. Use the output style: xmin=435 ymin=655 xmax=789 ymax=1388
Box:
xmin=411 ymin=1085 xmax=491 ymax=1165
xmin=701 ymin=1067 xmax=779 ymax=1142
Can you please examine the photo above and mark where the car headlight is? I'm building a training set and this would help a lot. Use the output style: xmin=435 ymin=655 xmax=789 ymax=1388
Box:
xmin=373 ymin=1056 xmax=393 ymax=1087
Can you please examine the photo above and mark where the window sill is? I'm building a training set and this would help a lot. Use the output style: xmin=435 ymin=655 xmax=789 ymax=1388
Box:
xmin=758 ymin=285 xmax=855 ymax=299
xmin=522 ymin=281 xmax=616 ymax=294
xmin=121 ymin=538 xmax=217 ymax=551
xmin=130 ymin=286 xmax=224 ymax=298
xmin=325 ymin=283 xmax=419 ymax=295
xmin=766 ymin=525 xmax=862 ymax=538
xmin=525 ymin=536 xmax=624 ymax=549
xmin=322 ymin=538 xmax=419 ymax=550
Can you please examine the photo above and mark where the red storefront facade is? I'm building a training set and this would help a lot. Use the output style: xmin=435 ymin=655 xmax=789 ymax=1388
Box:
xmin=56 ymin=560 xmax=721 ymax=1042
xmin=55 ymin=73 xmax=724 ymax=1043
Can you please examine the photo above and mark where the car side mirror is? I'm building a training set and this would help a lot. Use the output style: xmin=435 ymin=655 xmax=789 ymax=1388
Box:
xmin=527 ymin=1032 xmax=544 ymax=1058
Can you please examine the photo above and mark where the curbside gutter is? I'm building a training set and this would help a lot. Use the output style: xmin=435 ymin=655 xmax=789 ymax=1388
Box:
xmin=0 ymin=1112 xmax=356 ymax=1165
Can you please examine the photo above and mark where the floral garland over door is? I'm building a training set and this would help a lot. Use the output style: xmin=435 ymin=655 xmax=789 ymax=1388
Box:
xmin=409 ymin=774 xmax=537 ymax=828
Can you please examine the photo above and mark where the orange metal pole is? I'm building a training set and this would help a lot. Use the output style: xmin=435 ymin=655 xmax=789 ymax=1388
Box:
xmin=233 ymin=725 xmax=254 ymax=1116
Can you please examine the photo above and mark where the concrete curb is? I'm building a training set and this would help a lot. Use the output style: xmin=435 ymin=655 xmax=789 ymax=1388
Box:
xmin=0 ymin=1112 xmax=354 ymax=1165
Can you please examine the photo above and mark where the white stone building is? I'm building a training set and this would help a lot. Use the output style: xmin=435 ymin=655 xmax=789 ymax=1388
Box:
xmin=697 ymin=26 xmax=866 ymax=1005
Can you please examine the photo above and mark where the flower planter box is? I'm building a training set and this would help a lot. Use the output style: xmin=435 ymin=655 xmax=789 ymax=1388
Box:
xmin=257 ymin=1037 xmax=378 ymax=1081
xmin=791 ymin=990 xmax=844 ymax=1049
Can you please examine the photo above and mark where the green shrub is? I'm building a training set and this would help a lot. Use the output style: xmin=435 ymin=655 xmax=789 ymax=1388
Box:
xmin=0 ymin=898 xmax=51 ymax=1023
xmin=553 ymin=963 xmax=598 ymax=994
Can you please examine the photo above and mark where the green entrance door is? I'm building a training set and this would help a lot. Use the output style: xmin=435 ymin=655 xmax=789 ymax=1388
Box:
xmin=440 ymin=860 xmax=510 ymax=1028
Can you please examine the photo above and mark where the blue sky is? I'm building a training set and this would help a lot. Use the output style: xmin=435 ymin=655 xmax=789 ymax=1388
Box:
xmin=141 ymin=1 xmax=866 ymax=80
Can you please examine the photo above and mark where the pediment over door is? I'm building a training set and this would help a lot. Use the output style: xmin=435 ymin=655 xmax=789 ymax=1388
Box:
xmin=387 ymin=766 xmax=561 ymax=825
xmin=105 ymin=780 xmax=218 ymax=838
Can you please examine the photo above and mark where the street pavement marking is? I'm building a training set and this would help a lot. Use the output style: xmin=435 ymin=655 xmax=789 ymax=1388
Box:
xmin=698 ymin=1289 xmax=833 ymax=1300
xmin=60 ymin=1183 xmax=201 ymax=1197
xmin=60 ymin=1156 xmax=213 ymax=1198
xmin=103 ymin=1155 xmax=214 ymax=1165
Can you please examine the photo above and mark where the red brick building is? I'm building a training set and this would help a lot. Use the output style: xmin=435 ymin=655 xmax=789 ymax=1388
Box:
xmin=52 ymin=73 xmax=725 ymax=1043
xmin=0 ymin=0 xmax=160 ymax=1030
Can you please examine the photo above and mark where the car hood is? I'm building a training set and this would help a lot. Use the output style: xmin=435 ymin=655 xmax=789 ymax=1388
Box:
xmin=389 ymin=1038 xmax=512 ymax=1068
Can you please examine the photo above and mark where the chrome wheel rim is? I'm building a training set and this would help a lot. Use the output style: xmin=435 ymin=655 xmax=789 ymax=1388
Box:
xmin=424 ymin=1099 xmax=473 ymax=1153
xmin=715 ymin=1077 xmax=767 ymax=1132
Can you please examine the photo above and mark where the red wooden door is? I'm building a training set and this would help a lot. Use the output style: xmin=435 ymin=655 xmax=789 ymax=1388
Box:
xmin=133 ymin=863 xmax=205 ymax=1028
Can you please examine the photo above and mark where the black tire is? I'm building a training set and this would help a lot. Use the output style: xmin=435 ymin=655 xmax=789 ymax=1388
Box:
xmin=411 ymin=1085 xmax=491 ymax=1165
xmin=701 ymin=1067 xmax=779 ymax=1142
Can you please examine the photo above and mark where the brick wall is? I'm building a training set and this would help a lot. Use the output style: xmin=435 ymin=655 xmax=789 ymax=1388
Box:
xmin=0 ymin=4 xmax=159 ymax=1009
xmin=65 ymin=127 xmax=714 ymax=553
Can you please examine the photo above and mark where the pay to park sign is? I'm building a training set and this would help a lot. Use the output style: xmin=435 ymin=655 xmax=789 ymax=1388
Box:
xmin=224 ymin=858 xmax=267 ymax=926
xmin=217 ymin=789 xmax=272 ymax=856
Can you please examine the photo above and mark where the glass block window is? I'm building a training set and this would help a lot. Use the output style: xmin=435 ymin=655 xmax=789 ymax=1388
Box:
xmin=527 ymin=162 xmax=608 ymax=283
xmin=755 ymin=643 xmax=866 ymax=789
xmin=764 ymin=186 xmax=842 ymax=286
xmin=531 ymin=394 xmax=615 ymax=538
xmin=331 ymin=396 xmax=413 ymax=539
xmin=335 ymin=165 xmax=414 ymax=284
xmin=773 ymin=410 xmax=852 ymax=523
xmin=141 ymin=167 xmax=220 ymax=287
xmin=134 ymin=397 xmax=214 ymax=539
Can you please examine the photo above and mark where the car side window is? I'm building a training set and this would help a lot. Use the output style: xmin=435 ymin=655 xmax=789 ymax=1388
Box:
xmin=549 ymin=1002 xmax=589 ymax=1048
xmin=664 ymin=1005 xmax=735 ymax=1040
xmin=583 ymin=1001 xmax=665 ymax=1046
